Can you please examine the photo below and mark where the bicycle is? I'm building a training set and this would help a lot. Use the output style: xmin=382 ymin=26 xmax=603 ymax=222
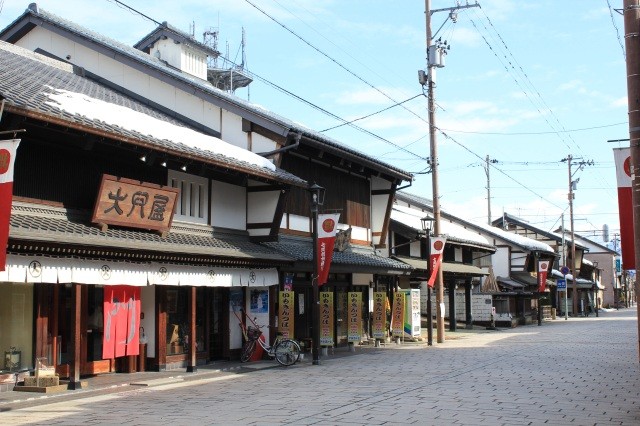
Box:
xmin=240 ymin=324 xmax=301 ymax=366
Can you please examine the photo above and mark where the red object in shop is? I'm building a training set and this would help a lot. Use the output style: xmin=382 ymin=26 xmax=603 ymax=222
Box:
xmin=250 ymin=335 xmax=265 ymax=361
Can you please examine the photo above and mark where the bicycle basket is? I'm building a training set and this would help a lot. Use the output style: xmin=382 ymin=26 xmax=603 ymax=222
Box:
xmin=247 ymin=326 xmax=262 ymax=340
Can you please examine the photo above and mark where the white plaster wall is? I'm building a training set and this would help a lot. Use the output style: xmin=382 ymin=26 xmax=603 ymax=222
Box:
xmin=350 ymin=225 xmax=369 ymax=242
xmin=211 ymin=181 xmax=245 ymax=230
xmin=140 ymin=286 xmax=156 ymax=356
xmin=370 ymin=176 xmax=388 ymax=246
xmin=492 ymin=247 xmax=510 ymax=277
xmin=252 ymin=132 xmax=278 ymax=156
xmin=221 ymin=110 xmax=247 ymax=149
xmin=247 ymin=190 xmax=278 ymax=223
xmin=287 ymin=214 xmax=310 ymax=233
xmin=16 ymin=26 xmax=229 ymax=136
xmin=409 ymin=240 xmax=421 ymax=257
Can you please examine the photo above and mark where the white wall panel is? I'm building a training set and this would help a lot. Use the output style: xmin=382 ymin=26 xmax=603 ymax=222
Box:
xmin=252 ymin=132 xmax=278 ymax=154
xmin=247 ymin=190 xmax=278 ymax=223
xmin=211 ymin=181 xmax=245 ymax=230
xmin=221 ymin=110 xmax=247 ymax=149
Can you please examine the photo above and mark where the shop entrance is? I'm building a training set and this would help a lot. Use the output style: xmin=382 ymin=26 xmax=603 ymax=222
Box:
xmin=208 ymin=287 xmax=227 ymax=360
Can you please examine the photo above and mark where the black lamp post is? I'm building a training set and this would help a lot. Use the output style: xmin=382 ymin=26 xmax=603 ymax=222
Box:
xmin=420 ymin=215 xmax=434 ymax=346
xmin=308 ymin=182 xmax=325 ymax=366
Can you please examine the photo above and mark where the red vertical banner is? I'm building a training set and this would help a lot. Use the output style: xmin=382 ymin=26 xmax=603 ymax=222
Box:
xmin=537 ymin=260 xmax=550 ymax=292
xmin=0 ymin=139 xmax=20 ymax=272
xmin=614 ymin=147 xmax=634 ymax=269
xmin=427 ymin=237 xmax=447 ymax=288
xmin=317 ymin=213 xmax=341 ymax=286
xmin=103 ymin=285 xmax=140 ymax=359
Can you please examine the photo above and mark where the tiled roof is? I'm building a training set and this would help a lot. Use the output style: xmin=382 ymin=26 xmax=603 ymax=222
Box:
xmin=0 ymin=41 xmax=307 ymax=187
xmin=0 ymin=5 xmax=412 ymax=182
xmin=264 ymin=238 xmax=412 ymax=272
xmin=9 ymin=202 xmax=293 ymax=263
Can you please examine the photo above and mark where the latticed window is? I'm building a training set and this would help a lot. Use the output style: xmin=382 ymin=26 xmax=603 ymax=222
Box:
xmin=168 ymin=169 xmax=208 ymax=224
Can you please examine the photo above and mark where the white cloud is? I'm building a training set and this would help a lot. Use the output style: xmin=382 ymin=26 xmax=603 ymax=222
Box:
xmin=611 ymin=97 xmax=628 ymax=108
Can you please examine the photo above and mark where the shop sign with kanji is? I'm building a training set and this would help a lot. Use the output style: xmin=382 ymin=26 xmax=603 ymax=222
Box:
xmin=92 ymin=174 xmax=179 ymax=235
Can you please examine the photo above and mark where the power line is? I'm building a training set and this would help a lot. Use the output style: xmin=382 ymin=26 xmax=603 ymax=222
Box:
xmin=320 ymin=94 xmax=423 ymax=132
xmin=242 ymin=0 xmax=430 ymax=127
xmin=439 ymin=121 xmax=627 ymax=136
xmin=606 ymin=0 xmax=626 ymax=59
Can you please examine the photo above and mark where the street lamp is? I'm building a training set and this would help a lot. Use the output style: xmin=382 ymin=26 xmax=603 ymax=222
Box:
xmin=420 ymin=216 xmax=435 ymax=346
xmin=308 ymin=182 xmax=325 ymax=366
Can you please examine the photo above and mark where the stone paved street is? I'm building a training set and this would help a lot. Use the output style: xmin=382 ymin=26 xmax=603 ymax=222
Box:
xmin=1 ymin=308 xmax=639 ymax=425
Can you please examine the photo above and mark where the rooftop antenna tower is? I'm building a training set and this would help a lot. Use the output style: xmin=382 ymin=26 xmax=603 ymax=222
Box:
xmin=204 ymin=25 xmax=252 ymax=94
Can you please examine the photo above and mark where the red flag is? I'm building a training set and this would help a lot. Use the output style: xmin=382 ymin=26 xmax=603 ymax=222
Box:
xmin=427 ymin=237 xmax=446 ymax=288
xmin=317 ymin=213 xmax=340 ymax=286
xmin=0 ymin=139 xmax=20 ymax=272
xmin=614 ymin=147 xmax=634 ymax=269
xmin=537 ymin=260 xmax=550 ymax=292
xmin=103 ymin=285 xmax=140 ymax=359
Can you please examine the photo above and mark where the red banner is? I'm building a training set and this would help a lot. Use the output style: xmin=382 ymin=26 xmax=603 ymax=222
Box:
xmin=427 ymin=237 xmax=447 ymax=288
xmin=537 ymin=260 xmax=550 ymax=292
xmin=317 ymin=213 xmax=340 ymax=286
xmin=0 ymin=139 xmax=20 ymax=272
xmin=614 ymin=147 xmax=634 ymax=269
xmin=103 ymin=285 xmax=140 ymax=359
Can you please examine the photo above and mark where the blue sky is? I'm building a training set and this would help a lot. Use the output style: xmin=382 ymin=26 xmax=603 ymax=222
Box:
xmin=0 ymin=0 xmax=628 ymax=244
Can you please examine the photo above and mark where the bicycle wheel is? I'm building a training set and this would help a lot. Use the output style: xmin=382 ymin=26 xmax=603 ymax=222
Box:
xmin=240 ymin=339 xmax=256 ymax=363
xmin=274 ymin=339 xmax=301 ymax=366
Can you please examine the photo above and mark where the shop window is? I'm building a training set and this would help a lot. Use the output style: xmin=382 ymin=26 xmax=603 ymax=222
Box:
xmin=168 ymin=169 xmax=208 ymax=224
xmin=87 ymin=286 xmax=104 ymax=362
xmin=0 ymin=283 xmax=34 ymax=372
xmin=166 ymin=288 xmax=188 ymax=355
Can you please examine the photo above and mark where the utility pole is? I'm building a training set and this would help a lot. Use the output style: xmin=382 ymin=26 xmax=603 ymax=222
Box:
xmin=567 ymin=154 xmax=578 ymax=316
xmin=484 ymin=155 xmax=497 ymax=225
xmin=561 ymin=214 xmax=568 ymax=320
xmin=623 ymin=0 xmax=640 ymax=362
xmin=424 ymin=0 xmax=479 ymax=345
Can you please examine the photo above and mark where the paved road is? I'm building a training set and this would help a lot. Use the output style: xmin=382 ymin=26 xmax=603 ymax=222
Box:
xmin=1 ymin=308 xmax=639 ymax=425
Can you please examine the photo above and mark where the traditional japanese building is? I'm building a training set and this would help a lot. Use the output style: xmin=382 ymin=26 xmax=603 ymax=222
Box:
xmin=0 ymin=40 xmax=306 ymax=388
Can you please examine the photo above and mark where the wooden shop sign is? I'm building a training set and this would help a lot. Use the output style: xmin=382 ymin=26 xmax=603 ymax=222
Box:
xmin=92 ymin=174 xmax=179 ymax=235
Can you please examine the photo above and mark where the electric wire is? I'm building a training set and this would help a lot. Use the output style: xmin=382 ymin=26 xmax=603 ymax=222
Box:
xmin=606 ymin=0 xmax=626 ymax=59
xmin=242 ymin=0 xmax=432 ymax=130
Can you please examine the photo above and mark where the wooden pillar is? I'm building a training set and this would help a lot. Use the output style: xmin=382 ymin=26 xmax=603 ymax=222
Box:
xmin=187 ymin=286 xmax=197 ymax=372
xmin=448 ymin=281 xmax=456 ymax=332
xmin=52 ymin=285 xmax=59 ymax=368
xmin=156 ymin=286 xmax=167 ymax=371
xmin=68 ymin=283 xmax=84 ymax=389
xmin=34 ymin=283 xmax=49 ymax=360
xmin=464 ymin=280 xmax=473 ymax=329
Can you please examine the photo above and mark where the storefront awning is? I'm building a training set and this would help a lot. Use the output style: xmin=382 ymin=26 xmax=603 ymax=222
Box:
xmin=0 ymin=254 xmax=279 ymax=287
xmin=441 ymin=262 xmax=488 ymax=276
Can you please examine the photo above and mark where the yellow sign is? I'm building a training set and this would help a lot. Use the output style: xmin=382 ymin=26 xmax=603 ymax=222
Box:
xmin=278 ymin=291 xmax=294 ymax=339
xmin=320 ymin=291 xmax=334 ymax=346
xmin=392 ymin=292 xmax=405 ymax=337
xmin=372 ymin=292 xmax=386 ymax=339
xmin=348 ymin=292 xmax=362 ymax=343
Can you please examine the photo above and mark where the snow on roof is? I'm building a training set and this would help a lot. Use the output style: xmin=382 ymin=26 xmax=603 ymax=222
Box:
xmin=391 ymin=205 xmax=491 ymax=247
xmin=471 ymin=220 xmax=555 ymax=253
xmin=43 ymin=88 xmax=276 ymax=171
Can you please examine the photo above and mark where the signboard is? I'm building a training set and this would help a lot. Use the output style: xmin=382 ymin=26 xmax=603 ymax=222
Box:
xmin=372 ymin=292 xmax=386 ymax=339
xmin=320 ymin=291 xmax=334 ymax=346
xmin=92 ymin=174 xmax=179 ymax=234
xmin=317 ymin=213 xmax=341 ymax=286
xmin=557 ymin=279 xmax=566 ymax=290
xmin=278 ymin=291 xmax=294 ymax=339
xmin=392 ymin=292 xmax=405 ymax=337
xmin=347 ymin=292 xmax=362 ymax=343
xmin=403 ymin=289 xmax=421 ymax=338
